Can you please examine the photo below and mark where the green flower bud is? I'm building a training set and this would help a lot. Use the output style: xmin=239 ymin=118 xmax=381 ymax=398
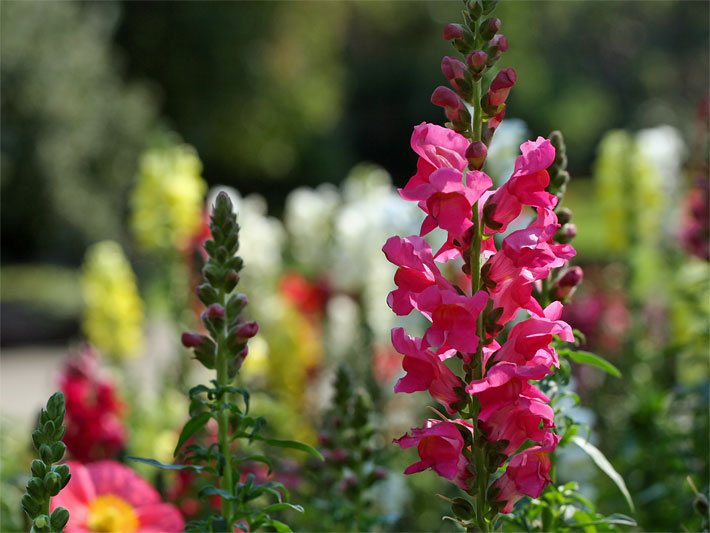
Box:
xmin=50 ymin=507 xmax=70 ymax=531
xmin=31 ymin=460 xmax=46 ymax=479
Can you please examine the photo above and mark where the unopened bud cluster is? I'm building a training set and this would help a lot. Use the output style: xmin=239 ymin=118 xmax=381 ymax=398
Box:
xmin=22 ymin=392 xmax=71 ymax=533
xmin=182 ymin=192 xmax=258 ymax=376
xmin=435 ymin=0 xmax=515 ymax=150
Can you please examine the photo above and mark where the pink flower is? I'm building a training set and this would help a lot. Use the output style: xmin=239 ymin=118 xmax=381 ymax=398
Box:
xmin=391 ymin=327 xmax=462 ymax=413
xmin=493 ymin=302 xmax=574 ymax=378
xmin=493 ymin=433 xmax=559 ymax=513
xmin=418 ymin=168 xmax=493 ymax=239
xmin=400 ymin=123 xmax=469 ymax=202
xmin=51 ymin=461 xmax=184 ymax=532
xmin=394 ymin=419 xmax=472 ymax=489
xmin=466 ymin=363 xmax=555 ymax=454
xmin=484 ymin=209 xmax=575 ymax=325
xmin=383 ymin=235 xmax=455 ymax=316
xmin=484 ymin=137 xmax=558 ymax=234
xmin=417 ymin=286 xmax=488 ymax=354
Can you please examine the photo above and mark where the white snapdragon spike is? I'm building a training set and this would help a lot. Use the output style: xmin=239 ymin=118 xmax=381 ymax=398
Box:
xmin=333 ymin=165 xmax=420 ymax=293
xmin=284 ymin=184 xmax=340 ymax=271
xmin=324 ymin=294 xmax=362 ymax=361
xmin=636 ymin=126 xmax=687 ymax=238
xmin=207 ymin=186 xmax=285 ymax=284
xmin=485 ymin=118 xmax=528 ymax=186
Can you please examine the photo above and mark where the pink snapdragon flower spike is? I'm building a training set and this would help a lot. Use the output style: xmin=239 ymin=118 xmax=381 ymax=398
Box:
xmin=394 ymin=419 xmax=472 ymax=489
xmin=391 ymin=327 xmax=462 ymax=413
xmin=383 ymin=235 xmax=454 ymax=316
xmin=493 ymin=433 xmax=559 ymax=513
xmin=384 ymin=2 xmax=585 ymax=526
xmin=51 ymin=460 xmax=184 ymax=532
xmin=401 ymin=123 xmax=469 ymax=202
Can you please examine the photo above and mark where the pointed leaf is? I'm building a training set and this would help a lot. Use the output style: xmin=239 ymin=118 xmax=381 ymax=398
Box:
xmin=562 ymin=350 xmax=621 ymax=378
xmin=257 ymin=437 xmax=323 ymax=461
xmin=269 ymin=520 xmax=293 ymax=533
xmin=126 ymin=456 xmax=206 ymax=472
xmin=261 ymin=503 xmax=304 ymax=514
xmin=174 ymin=412 xmax=212 ymax=457
xmin=571 ymin=436 xmax=634 ymax=512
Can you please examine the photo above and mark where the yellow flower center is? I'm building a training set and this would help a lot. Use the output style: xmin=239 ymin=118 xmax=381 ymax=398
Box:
xmin=87 ymin=494 xmax=138 ymax=533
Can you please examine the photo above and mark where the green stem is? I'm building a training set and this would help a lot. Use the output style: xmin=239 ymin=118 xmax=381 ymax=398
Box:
xmin=216 ymin=289 xmax=236 ymax=530
xmin=467 ymin=71 xmax=491 ymax=532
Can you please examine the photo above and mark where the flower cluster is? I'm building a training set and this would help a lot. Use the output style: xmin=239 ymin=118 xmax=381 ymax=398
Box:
xmin=80 ymin=241 xmax=144 ymax=360
xmin=130 ymin=136 xmax=207 ymax=253
xmin=385 ymin=0 xmax=579 ymax=525
xmin=59 ymin=347 xmax=127 ymax=463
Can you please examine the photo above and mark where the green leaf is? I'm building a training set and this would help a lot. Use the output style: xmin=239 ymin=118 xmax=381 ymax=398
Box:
xmin=571 ymin=436 xmax=634 ymax=513
xmin=198 ymin=486 xmax=238 ymax=501
xmin=255 ymin=437 xmax=323 ymax=461
xmin=561 ymin=349 xmax=621 ymax=378
xmin=234 ymin=454 xmax=274 ymax=474
xmin=260 ymin=503 xmax=304 ymax=514
xmin=174 ymin=412 xmax=212 ymax=457
xmin=125 ymin=456 xmax=206 ymax=472
xmin=269 ymin=519 xmax=293 ymax=533
xmin=571 ymin=513 xmax=638 ymax=528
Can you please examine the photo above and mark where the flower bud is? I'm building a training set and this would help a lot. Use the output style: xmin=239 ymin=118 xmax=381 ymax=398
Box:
xmin=225 ymin=270 xmax=240 ymax=292
xmin=486 ymin=34 xmax=508 ymax=65
xmin=465 ymin=141 xmax=488 ymax=170
xmin=181 ymin=332 xmax=205 ymax=348
xmin=442 ymin=23 xmax=465 ymax=41
xmin=235 ymin=321 xmax=259 ymax=339
xmin=479 ymin=17 xmax=501 ymax=41
xmin=466 ymin=50 xmax=488 ymax=76
xmin=237 ymin=345 xmax=249 ymax=360
xmin=555 ymin=223 xmax=577 ymax=244
xmin=431 ymin=86 xmax=464 ymax=122
xmin=441 ymin=56 xmax=467 ymax=92
xmin=553 ymin=266 xmax=584 ymax=301
xmin=205 ymin=303 xmax=225 ymax=319
xmin=487 ymin=68 xmax=517 ymax=107
xmin=556 ymin=207 xmax=572 ymax=225
xmin=489 ymin=34 xmax=508 ymax=53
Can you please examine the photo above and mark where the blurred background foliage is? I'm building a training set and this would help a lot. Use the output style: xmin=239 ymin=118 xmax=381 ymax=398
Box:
xmin=2 ymin=0 xmax=707 ymax=264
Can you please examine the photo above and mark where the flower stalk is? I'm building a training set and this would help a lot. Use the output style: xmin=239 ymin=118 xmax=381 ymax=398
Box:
xmin=387 ymin=0 xmax=581 ymax=529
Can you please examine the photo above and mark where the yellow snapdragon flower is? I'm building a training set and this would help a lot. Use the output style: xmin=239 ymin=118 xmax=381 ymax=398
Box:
xmin=130 ymin=141 xmax=207 ymax=252
xmin=81 ymin=241 xmax=144 ymax=360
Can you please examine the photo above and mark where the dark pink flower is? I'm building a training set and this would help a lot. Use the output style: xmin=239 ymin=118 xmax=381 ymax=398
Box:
xmin=51 ymin=460 xmax=184 ymax=532
xmin=383 ymin=235 xmax=455 ymax=316
xmin=493 ymin=433 xmax=559 ymax=513
xmin=418 ymin=168 xmax=492 ymax=238
xmin=466 ymin=363 xmax=555 ymax=454
xmin=391 ymin=327 xmax=462 ymax=413
xmin=485 ymin=209 xmax=575 ymax=325
xmin=484 ymin=137 xmax=558 ymax=234
xmin=400 ymin=123 xmax=469 ymax=202
xmin=493 ymin=302 xmax=574 ymax=378
xmin=417 ymin=286 xmax=488 ymax=354
xmin=394 ymin=419 xmax=472 ymax=489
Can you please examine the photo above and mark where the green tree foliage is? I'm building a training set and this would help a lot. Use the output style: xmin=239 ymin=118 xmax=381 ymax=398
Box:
xmin=1 ymin=1 xmax=157 ymax=262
